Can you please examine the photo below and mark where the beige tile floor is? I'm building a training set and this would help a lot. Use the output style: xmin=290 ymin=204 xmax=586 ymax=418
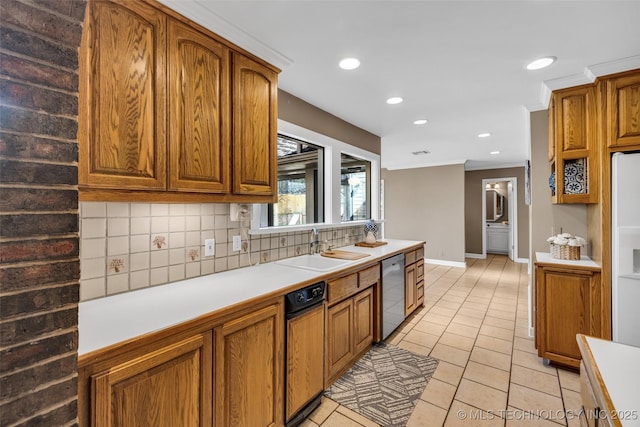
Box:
xmin=303 ymin=255 xmax=583 ymax=427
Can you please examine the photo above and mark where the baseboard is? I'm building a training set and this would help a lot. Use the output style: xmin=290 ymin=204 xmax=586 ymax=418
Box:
xmin=515 ymin=257 xmax=529 ymax=264
xmin=529 ymin=326 xmax=535 ymax=338
xmin=424 ymin=258 xmax=467 ymax=268
xmin=465 ymin=252 xmax=485 ymax=259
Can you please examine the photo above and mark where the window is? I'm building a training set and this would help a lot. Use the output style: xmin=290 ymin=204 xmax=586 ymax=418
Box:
xmin=250 ymin=120 xmax=380 ymax=232
xmin=341 ymin=153 xmax=371 ymax=221
xmin=267 ymin=135 xmax=324 ymax=226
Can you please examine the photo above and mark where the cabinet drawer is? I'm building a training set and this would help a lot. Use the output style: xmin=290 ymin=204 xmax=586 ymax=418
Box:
xmin=416 ymin=260 xmax=424 ymax=279
xmin=416 ymin=247 xmax=424 ymax=260
xmin=405 ymin=250 xmax=416 ymax=265
xmin=327 ymin=273 xmax=358 ymax=304
xmin=358 ymin=264 xmax=380 ymax=288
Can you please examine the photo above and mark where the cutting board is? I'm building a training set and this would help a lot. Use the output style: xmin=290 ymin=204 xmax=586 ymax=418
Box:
xmin=321 ymin=250 xmax=370 ymax=260
xmin=355 ymin=241 xmax=388 ymax=248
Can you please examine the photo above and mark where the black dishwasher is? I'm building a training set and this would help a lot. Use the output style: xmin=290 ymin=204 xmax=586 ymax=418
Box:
xmin=284 ymin=281 xmax=326 ymax=427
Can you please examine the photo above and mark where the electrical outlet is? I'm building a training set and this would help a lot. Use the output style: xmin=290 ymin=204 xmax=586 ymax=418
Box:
xmin=204 ymin=239 xmax=215 ymax=257
xmin=232 ymin=235 xmax=241 ymax=252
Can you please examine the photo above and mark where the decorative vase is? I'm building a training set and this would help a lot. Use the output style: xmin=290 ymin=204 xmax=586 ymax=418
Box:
xmin=365 ymin=230 xmax=376 ymax=244
xmin=363 ymin=219 xmax=378 ymax=243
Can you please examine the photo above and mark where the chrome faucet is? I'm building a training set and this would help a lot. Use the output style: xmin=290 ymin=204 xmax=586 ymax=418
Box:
xmin=309 ymin=228 xmax=320 ymax=254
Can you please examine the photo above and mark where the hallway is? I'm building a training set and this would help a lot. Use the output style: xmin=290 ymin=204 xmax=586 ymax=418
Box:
xmin=304 ymin=255 xmax=583 ymax=426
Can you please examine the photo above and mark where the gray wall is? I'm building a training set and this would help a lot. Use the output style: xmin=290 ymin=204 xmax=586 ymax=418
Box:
xmin=381 ymin=165 xmax=466 ymax=263
xmin=465 ymin=167 xmax=530 ymax=258
xmin=529 ymin=110 xmax=588 ymax=258
xmin=278 ymin=90 xmax=381 ymax=155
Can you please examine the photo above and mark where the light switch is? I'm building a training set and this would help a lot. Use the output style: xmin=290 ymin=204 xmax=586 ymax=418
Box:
xmin=204 ymin=239 xmax=215 ymax=257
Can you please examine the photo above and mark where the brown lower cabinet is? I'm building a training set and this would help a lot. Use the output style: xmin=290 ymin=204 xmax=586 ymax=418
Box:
xmin=79 ymin=298 xmax=284 ymax=427
xmin=405 ymin=247 xmax=425 ymax=316
xmin=91 ymin=333 xmax=212 ymax=427
xmin=79 ymin=252 xmax=433 ymax=426
xmin=325 ymin=264 xmax=379 ymax=387
xmin=214 ymin=303 xmax=284 ymax=427
xmin=534 ymin=259 xmax=606 ymax=369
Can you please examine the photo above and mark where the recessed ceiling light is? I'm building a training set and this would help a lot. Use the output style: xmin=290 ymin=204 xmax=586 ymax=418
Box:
xmin=478 ymin=132 xmax=492 ymax=138
xmin=526 ymin=56 xmax=556 ymax=70
xmin=414 ymin=119 xmax=428 ymax=125
xmin=490 ymin=150 xmax=500 ymax=155
xmin=339 ymin=57 xmax=360 ymax=70
xmin=386 ymin=97 xmax=403 ymax=105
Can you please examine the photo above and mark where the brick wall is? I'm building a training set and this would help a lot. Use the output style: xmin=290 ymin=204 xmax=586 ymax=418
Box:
xmin=0 ymin=1 xmax=86 ymax=425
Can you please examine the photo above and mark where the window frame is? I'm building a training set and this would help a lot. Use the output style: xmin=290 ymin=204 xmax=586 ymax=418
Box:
xmin=250 ymin=119 xmax=380 ymax=234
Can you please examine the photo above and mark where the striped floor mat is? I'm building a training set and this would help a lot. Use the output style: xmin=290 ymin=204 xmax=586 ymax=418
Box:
xmin=324 ymin=342 xmax=438 ymax=427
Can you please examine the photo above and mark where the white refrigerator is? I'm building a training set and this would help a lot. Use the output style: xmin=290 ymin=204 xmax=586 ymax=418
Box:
xmin=611 ymin=152 xmax=640 ymax=347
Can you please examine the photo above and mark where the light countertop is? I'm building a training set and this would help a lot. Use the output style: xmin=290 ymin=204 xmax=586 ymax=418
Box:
xmin=535 ymin=252 xmax=601 ymax=269
xmin=581 ymin=336 xmax=640 ymax=425
xmin=78 ymin=239 xmax=423 ymax=356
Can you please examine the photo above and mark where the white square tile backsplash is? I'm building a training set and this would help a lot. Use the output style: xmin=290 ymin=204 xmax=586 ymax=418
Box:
xmin=79 ymin=201 xmax=365 ymax=302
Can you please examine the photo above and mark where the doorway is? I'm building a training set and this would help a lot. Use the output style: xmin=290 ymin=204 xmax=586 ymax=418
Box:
xmin=482 ymin=177 xmax=517 ymax=261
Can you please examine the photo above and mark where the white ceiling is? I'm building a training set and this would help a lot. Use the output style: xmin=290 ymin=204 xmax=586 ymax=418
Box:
xmin=160 ymin=0 xmax=640 ymax=171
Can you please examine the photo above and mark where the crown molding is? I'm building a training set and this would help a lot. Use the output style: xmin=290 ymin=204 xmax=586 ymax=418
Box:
xmin=534 ymin=55 xmax=640 ymax=110
xmin=588 ymin=55 xmax=640 ymax=77
xmin=157 ymin=0 xmax=293 ymax=70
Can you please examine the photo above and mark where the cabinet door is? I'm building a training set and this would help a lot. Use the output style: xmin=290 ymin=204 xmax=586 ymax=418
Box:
xmin=405 ymin=263 xmax=416 ymax=316
xmin=552 ymin=86 xmax=598 ymax=204
xmin=548 ymin=95 xmax=556 ymax=161
xmin=167 ymin=19 xmax=231 ymax=193
xmin=538 ymin=268 xmax=598 ymax=368
xmin=232 ymin=53 xmax=278 ymax=197
xmin=92 ymin=333 xmax=212 ymax=427
xmin=326 ymin=298 xmax=354 ymax=382
xmin=607 ymin=72 xmax=640 ymax=148
xmin=79 ymin=0 xmax=166 ymax=190
xmin=354 ymin=287 xmax=374 ymax=356
xmin=214 ymin=303 xmax=284 ymax=427
xmin=286 ymin=304 xmax=325 ymax=421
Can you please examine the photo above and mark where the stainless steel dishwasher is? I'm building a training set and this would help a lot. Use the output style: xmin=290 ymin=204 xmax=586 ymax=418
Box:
xmin=381 ymin=253 xmax=405 ymax=339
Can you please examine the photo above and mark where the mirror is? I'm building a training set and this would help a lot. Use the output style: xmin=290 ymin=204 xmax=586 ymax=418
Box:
xmin=486 ymin=189 xmax=504 ymax=221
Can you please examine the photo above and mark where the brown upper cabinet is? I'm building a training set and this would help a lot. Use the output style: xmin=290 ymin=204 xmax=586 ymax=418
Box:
xmin=606 ymin=71 xmax=640 ymax=149
xmin=549 ymin=85 xmax=598 ymax=204
xmin=79 ymin=0 xmax=167 ymax=191
xmin=167 ymin=19 xmax=230 ymax=193
xmin=232 ymin=53 xmax=279 ymax=196
xmin=79 ymin=0 xmax=279 ymax=202
xmin=548 ymin=69 xmax=640 ymax=204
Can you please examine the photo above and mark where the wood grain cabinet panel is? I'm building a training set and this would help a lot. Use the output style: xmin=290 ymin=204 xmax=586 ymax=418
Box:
xmin=354 ymin=287 xmax=374 ymax=355
xmin=214 ymin=302 xmax=284 ymax=427
xmin=91 ymin=333 xmax=212 ymax=427
xmin=549 ymin=85 xmax=598 ymax=204
xmin=534 ymin=263 xmax=604 ymax=369
xmin=232 ymin=53 xmax=278 ymax=197
xmin=325 ymin=264 xmax=381 ymax=386
xmin=404 ymin=262 xmax=417 ymax=316
xmin=167 ymin=19 xmax=230 ymax=193
xmin=79 ymin=0 xmax=279 ymax=202
xmin=607 ymin=71 xmax=640 ymax=149
xmin=326 ymin=298 xmax=354 ymax=382
xmin=405 ymin=250 xmax=425 ymax=317
xmin=80 ymin=0 xmax=167 ymax=190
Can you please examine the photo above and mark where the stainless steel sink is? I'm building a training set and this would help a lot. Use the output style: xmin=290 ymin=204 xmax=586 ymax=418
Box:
xmin=275 ymin=254 xmax=352 ymax=272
